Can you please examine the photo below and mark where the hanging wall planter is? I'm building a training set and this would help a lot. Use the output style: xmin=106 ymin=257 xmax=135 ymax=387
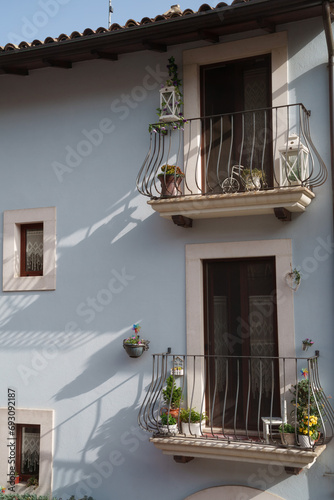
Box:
xmin=285 ymin=267 xmax=301 ymax=291
xmin=123 ymin=324 xmax=150 ymax=358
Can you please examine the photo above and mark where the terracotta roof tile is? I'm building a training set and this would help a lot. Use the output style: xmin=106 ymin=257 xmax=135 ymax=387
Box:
xmin=0 ymin=2 xmax=253 ymax=52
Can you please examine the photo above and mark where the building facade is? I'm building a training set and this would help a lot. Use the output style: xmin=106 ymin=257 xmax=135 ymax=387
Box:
xmin=0 ymin=1 xmax=334 ymax=499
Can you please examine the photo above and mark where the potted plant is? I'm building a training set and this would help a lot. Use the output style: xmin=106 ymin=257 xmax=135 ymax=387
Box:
xmin=302 ymin=338 xmax=314 ymax=351
xmin=15 ymin=472 xmax=20 ymax=484
xmin=161 ymin=375 xmax=182 ymax=418
xmin=159 ymin=413 xmax=178 ymax=435
xmin=285 ymin=267 xmax=301 ymax=291
xmin=123 ymin=324 xmax=150 ymax=358
xmin=180 ymin=407 xmax=206 ymax=436
xmin=241 ymin=168 xmax=266 ymax=191
xmin=297 ymin=413 xmax=320 ymax=447
xmin=279 ymin=423 xmax=296 ymax=446
xmin=157 ymin=164 xmax=185 ymax=196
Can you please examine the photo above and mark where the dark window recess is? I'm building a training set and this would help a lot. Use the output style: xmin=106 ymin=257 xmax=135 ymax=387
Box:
xmin=200 ymin=55 xmax=273 ymax=190
xmin=20 ymin=223 xmax=43 ymax=276
xmin=204 ymin=257 xmax=279 ymax=430
xmin=16 ymin=424 xmax=40 ymax=482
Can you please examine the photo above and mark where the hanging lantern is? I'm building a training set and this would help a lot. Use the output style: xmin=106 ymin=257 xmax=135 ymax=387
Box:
xmin=159 ymin=85 xmax=181 ymax=122
xmin=279 ymin=134 xmax=309 ymax=186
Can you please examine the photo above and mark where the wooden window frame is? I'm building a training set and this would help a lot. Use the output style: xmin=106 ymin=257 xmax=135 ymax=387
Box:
xmin=20 ymin=223 xmax=44 ymax=277
xmin=16 ymin=424 xmax=40 ymax=482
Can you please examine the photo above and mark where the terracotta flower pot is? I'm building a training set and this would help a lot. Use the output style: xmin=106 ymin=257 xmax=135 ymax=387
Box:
xmin=158 ymin=175 xmax=184 ymax=196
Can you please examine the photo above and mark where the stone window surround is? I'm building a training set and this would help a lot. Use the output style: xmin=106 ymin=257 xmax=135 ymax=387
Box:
xmin=183 ymin=31 xmax=288 ymax=119
xmin=0 ymin=408 xmax=53 ymax=496
xmin=185 ymin=239 xmax=295 ymax=360
xmin=3 ymin=207 xmax=56 ymax=291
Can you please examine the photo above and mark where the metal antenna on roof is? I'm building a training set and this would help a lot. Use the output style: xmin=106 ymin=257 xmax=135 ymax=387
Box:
xmin=108 ymin=0 xmax=113 ymax=28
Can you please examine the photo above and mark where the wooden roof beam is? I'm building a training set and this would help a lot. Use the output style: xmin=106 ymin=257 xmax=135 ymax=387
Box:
xmin=142 ymin=41 xmax=167 ymax=52
xmin=198 ymin=30 xmax=220 ymax=43
xmin=0 ymin=67 xmax=29 ymax=76
xmin=256 ymin=17 xmax=276 ymax=33
xmin=91 ymin=49 xmax=118 ymax=61
xmin=43 ymin=59 xmax=72 ymax=69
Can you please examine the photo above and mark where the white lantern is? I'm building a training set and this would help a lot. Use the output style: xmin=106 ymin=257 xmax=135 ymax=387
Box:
xmin=159 ymin=85 xmax=181 ymax=122
xmin=279 ymin=134 xmax=309 ymax=186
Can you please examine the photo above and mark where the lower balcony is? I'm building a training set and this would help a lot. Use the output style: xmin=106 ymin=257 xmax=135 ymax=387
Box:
xmin=136 ymin=104 xmax=327 ymax=226
xmin=138 ymin=353 xmax=334 ymax=473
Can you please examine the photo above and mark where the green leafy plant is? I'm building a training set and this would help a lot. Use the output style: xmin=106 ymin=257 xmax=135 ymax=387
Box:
xmin=160 ymin=413 xmax=177 ymax=425
xmin=149 ymin=56 xmax=187 ymax=134
xmin=162 ymin=375 xmax=182 ymax=409
xmin=241 ymin=168 xmax=266 ymax=181
xmin=27 ymin=476 xmax=38 ymax=489
xmin=290 ymin=377 xmax=321 ymax=423
xmin=278 ymin=423 xmax=295 ymax=434
xmin=179 ymin=408 xmax=207 ymax=423
xmin=158 ymin=165 xmax=185 ymax=178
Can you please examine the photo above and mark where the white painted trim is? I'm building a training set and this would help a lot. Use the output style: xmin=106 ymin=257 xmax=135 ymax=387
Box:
xmin=3 ymin=207 xmax=56 ymax=291
xmin=0 ymin=408 xmax=54 ymax=496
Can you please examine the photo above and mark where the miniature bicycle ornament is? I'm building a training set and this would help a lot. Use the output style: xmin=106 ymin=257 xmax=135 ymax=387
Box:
xmin=222 ymin=165 xmax=245 ymax=193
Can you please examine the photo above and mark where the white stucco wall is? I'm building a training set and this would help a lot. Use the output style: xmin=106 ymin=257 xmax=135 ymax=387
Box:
xmin=0 ymin=14 xmax=333 ymax=500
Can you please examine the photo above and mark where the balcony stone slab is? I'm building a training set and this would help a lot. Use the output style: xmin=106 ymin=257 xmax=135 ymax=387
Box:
xmin=148 ymin=187 xmax=315 ymax=220
xmin=150 ymin=435 xmax=326 ymax=469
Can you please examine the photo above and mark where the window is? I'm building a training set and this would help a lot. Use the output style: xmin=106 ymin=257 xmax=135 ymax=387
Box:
xmin=204 ymin=257 xmax=279 ymax=428
xmin=16 ymin=424 xmax=40 ymax=482
xmin=20 ymin=224 xmax=43 ymax=276
xmin=3 ymin=207 xmax=56 ymax=291
xmin=185 ymin=240 xmax=295 ymax=414
xmin=0 ymin=408 xmax=53 ymax=495
xmin=201 ymin=55 xmax=273 ymax=189
xmin=182 ymin=32 xmax=288 ymax=195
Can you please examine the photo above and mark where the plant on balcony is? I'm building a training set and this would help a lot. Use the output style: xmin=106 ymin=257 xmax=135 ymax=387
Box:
xmin=297 ymin=413 xmax=320 ymax=447
xmin=290 ymin=374 xmax=321 ymax=422
xmin=241 ymin=168 xmax=266 ymax=191
xmin=159 ymin=413 xmax=178 ymax=435
xmin=158 ymin=164 xmax=185 ymax=196
xmin=149 ymin=56 xmax=188 ymax=133
xmin=180 ymin=407 xmax=206 ymax=436
xmin=123 ymin=324 xmax=150 ymax=358
xmin=278 ymin=423 xmax=296 ymax=446
xmin=161 ymin=375 xmax=183 ymax=417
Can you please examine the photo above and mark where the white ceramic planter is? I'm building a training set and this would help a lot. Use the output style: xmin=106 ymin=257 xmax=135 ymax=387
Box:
xmin=181 ymin=422 xmax=203 ymax=436
xmin=159 ymin=424 xmax=178 ymax=435
xmin=298 ymin=435 xmax=314 ymax=448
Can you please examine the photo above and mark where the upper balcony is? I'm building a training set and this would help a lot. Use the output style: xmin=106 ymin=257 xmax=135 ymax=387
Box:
xmin=136 ymin=104 xmax=328 ymax=226
xmin=138 ymin=353 xmax=334 ymax=473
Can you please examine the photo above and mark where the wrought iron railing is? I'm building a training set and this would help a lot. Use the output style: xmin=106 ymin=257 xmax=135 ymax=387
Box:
xmin=137 ymin=104 xmax=327 ymax=198
xmin=138 ymin=353 xmax=334 ymax=448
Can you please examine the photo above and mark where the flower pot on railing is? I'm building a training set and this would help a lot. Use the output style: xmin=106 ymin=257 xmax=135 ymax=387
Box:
xmin=158 ymin=165 xmax=185 ymax=196
xmin=241 ymin=169 xmax=266 ymax=191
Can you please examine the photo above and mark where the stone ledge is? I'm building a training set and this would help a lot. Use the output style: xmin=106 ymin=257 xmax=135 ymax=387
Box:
xmin=150 ymin=436 xmax=326 ymax=469
xmin=148 ymin=187 xmax=315 ymax=220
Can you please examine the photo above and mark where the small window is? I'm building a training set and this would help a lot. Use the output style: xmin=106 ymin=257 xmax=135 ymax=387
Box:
xmin=16 ymin=424 xmax=40 ymax=482
xmin=20 ymin=224 xmax=43 ymax=277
